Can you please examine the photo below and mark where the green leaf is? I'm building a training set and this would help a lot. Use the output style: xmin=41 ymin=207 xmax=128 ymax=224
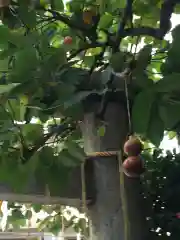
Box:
xmin=18 ymin=6 xmax=36 ymax=29
xmin=6 ymin=99 xmax=21 ymax=121
xmin=53 ymin=0 xmax=64 ymax=11
xmin=154 ymin=73 xmax=180 ymax=92
xmin=83 ymin=56 xmax=95 ymax=67
xmin=49 ymin=223 xmax=61 ymax=236
xmin=97 ymin=31 xmax=108 ymax=44
xmin=0 ymin=83 xmax=20 ymax=94
xmin=39 ymin=0 xmax=49 ymax=7
xmin=7 ymin=214 xmax=26 ymax=229
xmin=97 ymin=125 xmax=106 ymax=136
xmin=11 ymin=209 xmax=25 ymax=220
xmin=13 ymin=47 xmax=38 ymax=79
xmin=48 ymin=216 xmax=62 ymax=235
xmin=59 ymin=147 xmax=83 ymax=167
xmin=110 ymin=52 xmax=125 ymax=72
xmin=146 ymin=103 xmax=164 ymax=146
xmin=65 ymin=141 xmax=85 ymax=161
xmin=132 ymin=90 xmax=155 ymax=134
xmin=0 ymin=58 xmax=9 ymax=72
xmin=32 ymin=204 xmax=42 ymax=213
xmin=132 ymin=71 xmax=154 ymax=89
xmin=119 ymin=0 xmax=126 ymax=8
xmin=0 ymin=47 xmax=17 ymax=60
xmin=61 ymin=103 xmax=84 ymax=120
xmin=98 ymin=13 xmax=113 ymax=29
xmin=87 ymin=47 xmax=103 ymax=56
xmin=21 ymin=124 xmax=43 ymax=142
xmin=159 ymin=102 xmax=180 ymax=129
xmin=136 ymin=44 xmax=152 ymax=71
xmin=0 ymin=25 xmax=10 ymax=45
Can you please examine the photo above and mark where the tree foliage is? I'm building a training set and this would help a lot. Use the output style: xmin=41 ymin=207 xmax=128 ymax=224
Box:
xmin=4 ymin=203 xmax=88 ymax=236
xmin=0 ymin=0 xmax=180 ymax=237
xmin=142 ymin=148 xmax=180 ymax=239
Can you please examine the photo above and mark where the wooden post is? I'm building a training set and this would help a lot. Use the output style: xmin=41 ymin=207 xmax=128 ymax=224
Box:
xmin=81 ymin=102 xmax=149 ymax=240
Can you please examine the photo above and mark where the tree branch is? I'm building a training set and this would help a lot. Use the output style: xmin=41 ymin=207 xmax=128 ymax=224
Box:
xmin=121 ymin=0 xmax=177 ymax=40
xmin=122 ymin=26 xmax=160 ymax=38
xmin=159 ymin=0 xmax=177 ymax=37
xmin=114 ymin=0 xmax=133 ymax=50
xmin=46 ymin=9 xmax=89 ymax=33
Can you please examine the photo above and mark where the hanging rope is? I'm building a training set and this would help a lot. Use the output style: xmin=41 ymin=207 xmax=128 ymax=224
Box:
xmin=86 ymin=151 xmax=118 ymax=158
xmin=81 ymin=162 xmax=87 ymax=212
xmin=120 ymin=70 xmax=133 ymax=240
xmin=124 ymin=73 xmax=132 ymax=136
xmin=80 ymin=161 xmax=88 ymax=237
xmin=118 ymin=151 xmax=130 ymax=240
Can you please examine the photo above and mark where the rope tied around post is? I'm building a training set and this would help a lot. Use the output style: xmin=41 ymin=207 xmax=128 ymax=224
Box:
xmin=86 ymin=150 xmax=119 ymax=158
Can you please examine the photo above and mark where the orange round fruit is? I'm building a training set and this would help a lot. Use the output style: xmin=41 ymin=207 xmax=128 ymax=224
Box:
xmin=123 ymin=136 xmax=143 ymax=156
xmin=63 ymin=36 xmax=73 ymax=45
xmin=83 ymin=10 xmax=95 ymax=24
xmin=122 ymin=156 xmax=145 ymax=178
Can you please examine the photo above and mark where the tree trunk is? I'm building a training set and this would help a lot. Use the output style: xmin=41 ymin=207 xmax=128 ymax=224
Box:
xmin=81 ymin=102 xmax=149 ymax=240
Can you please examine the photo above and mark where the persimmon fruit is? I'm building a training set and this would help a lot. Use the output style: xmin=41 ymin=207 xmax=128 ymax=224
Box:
xmin=122 ymin=156 xmax=145 ymax=178
xmin=83 ymin=10 xmax=94 ymax=24
xmin=63 ymin=36 xmax=73 ymax=45
xmin=123 ymin=136 xmax=143 ymax=156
